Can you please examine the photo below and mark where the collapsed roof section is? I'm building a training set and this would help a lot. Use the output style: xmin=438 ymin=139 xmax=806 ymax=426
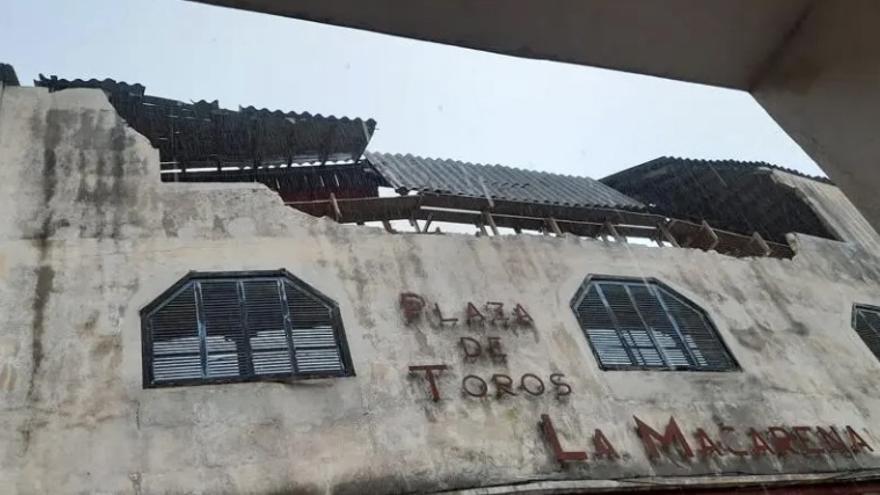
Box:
xmin=290 ymin=152 xmax=794 ymax=259
xmin=601 ymin=157 xmax=837 ymax=244
xmin=23 ymin=67 xmax=798 ymax=258
xmin=34 ymin=74 xmax=378 ymax=182
xmin=365 ymin=152 xmax=644 ymax=210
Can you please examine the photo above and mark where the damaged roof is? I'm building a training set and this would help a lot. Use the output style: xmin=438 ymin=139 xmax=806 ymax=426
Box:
xmin=35 ymin=74 xmax=377 ymax=171
xmin=168 ymin=162 xmax=385 ymax=203
xmin=0 ymin=63 xmax=19 ymax=86
xmin=601 ymin=156 xmax=836 ymax=243
xmin=365 ymin=152 xmax=645 ymax=210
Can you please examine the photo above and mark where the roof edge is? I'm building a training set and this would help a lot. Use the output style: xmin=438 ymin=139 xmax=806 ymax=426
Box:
xmin=602 ymin=156 xmax=832 ymax=185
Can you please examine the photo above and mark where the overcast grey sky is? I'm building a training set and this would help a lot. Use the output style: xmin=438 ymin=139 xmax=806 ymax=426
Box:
xmin=2 ymin=0 xmax=823 ymax=178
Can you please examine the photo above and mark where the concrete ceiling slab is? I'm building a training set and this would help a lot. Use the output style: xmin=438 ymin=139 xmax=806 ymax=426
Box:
xmin=190 ymin=0 xmax=811 ymax=89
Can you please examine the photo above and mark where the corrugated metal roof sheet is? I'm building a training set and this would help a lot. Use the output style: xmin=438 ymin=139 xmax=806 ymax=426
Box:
xmin=365 ymin=152 xmax=644 ymax=210
xmin=603 ymin=156 xmax=831 ymax=185
xmin=35 ymin=74 xmax=377 ymax=168
xmin=601 ymin=156 xmax=836 ymax=243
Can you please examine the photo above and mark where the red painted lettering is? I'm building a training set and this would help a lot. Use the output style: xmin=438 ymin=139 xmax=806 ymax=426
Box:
xmin=399 ymin=293 xmax=425 ymax=323
xmin=408 ymin=364 xmax=448 ymax=401
xmin=433 ymin=303 xmax=459 ymax=326
xmin=719 ymin=425 xmax=749 ymax=457
xmin=513 ymin=303 xmax=534 ymax=326
xmin=694 ymin=428 xmax=724 ymax=457
xmin=461 ymin=375 xmax=488 ymax=398
xmin=767 ymin=427 xmax=798 ymax=456
xmin=634 ymin=416 xmax=694 ymax=460
xmin=466 ymin=302 xmax=485 ymax=327
xmin=816 ymin=427 xmax=850 ymax=454
xmin=519 ymin=373 xmax=545 ymax=396
xmin=747 ymin=428 xmax=774 ymax=456
xmin=491 ymin=374 xmax=517 ymax=398
xmin=792 ymin=426 xmax=823 ymax=454
xmin=846 ymin=426 xmax=874 ymax=453
xmin=549 ymin=373 xmax=572 ymax=399
xmin=540 ymin=414 xmax=587 ymax=463
xmin=592 ymin=429 xmax=619 ymax=459
xmin=486 ymin=302 xmax=509 ymax=327
xmin=487 ymin=337 xmax=506 ymax=360
xmin=459 ymin=337 xmax=482 ymax=359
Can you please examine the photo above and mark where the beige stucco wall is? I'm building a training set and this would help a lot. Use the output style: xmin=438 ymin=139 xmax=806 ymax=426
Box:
xmin=2 ymin=86 xmax=880 ymax=494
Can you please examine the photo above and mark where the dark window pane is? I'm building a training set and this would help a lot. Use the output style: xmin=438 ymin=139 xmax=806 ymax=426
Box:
xmin=200 ymin=280 xmax=247 ymax=378
xmin=853 ymin=306 xmax=880 ymax=359
xmin=659 ymin=288 xmax=733 ymax=370
xmin=143 ymin=271 xmax=352 ymax=387
xmin=572 ymin=277 xmax=735 ymax=372
xmin=243 ymin=280 xmax=293 ymax=375
xmin=150 ymin=284 xmax=202 ymax=382
xmin=285 ymin=281 xmax=345 ymax=375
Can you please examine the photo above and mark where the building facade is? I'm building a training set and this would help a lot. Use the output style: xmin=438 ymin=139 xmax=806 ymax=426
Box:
xmin=3 ymin=69 xmax=880 ymax=494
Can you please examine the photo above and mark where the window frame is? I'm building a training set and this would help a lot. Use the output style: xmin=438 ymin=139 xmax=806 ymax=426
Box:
xmin=140 ymin=269 xmax=355 ymax=388
xmin=851 ymin=303 xmax=880 ymax=362
xmin=570 ymin=275 xmax=740 ymax=372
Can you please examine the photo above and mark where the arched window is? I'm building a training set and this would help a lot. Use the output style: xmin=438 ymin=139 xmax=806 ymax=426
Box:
xmin=141 ymin=270 xmax=353 ymax=387
xmin=570 ymin=276 xmax=737 ymax=371
xmin=852 ymin=304 xmax=880 ymax=361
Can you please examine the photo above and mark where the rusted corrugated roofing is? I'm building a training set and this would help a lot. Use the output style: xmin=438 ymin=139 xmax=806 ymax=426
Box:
xmin=601 ymin=156 xmax=836 ymax=243
xmin=35 ymin=74 xmax=376 ymax=169
xmin=365 ymin=152 xmax=644 ymax=210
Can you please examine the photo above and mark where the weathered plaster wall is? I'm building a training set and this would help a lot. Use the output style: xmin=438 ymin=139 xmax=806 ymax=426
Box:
xmin=2 ymin=86 xmax=880 ymax=494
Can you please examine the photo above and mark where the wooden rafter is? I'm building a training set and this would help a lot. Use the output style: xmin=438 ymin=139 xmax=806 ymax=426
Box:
xmin=286 ymin=194 xmax=794 ymax=258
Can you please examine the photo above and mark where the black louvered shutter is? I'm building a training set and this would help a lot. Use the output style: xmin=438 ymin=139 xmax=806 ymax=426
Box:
xmin=144 ymin=271 xmax=352 ymax=387
xmin=243 ymin=280 xmax=294 ymax=375
xmin=284 ymin=281 xmax=345 ymax=375
xmin=199 ymin=280 xmax=249 ymax=378
xmin=600 ymin=283 xmax=665 ymax=367
xmin=576 ymin=285 xmax=631 ymax=367
xmin=149 ymin=284 xmax=202 ymax=382
xmin=658 ymin=288 xmax=733 ymax=370
xmin=630 ymin=285 xmax=694 ymax=368
xmin=853 ymin=306 xmax=880 ymax=360
xmin=572 ymin=278 xmax=735 ymax=371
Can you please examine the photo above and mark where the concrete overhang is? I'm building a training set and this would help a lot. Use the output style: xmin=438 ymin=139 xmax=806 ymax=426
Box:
xmin=189 ymin=0 xmax=811 ymax=89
